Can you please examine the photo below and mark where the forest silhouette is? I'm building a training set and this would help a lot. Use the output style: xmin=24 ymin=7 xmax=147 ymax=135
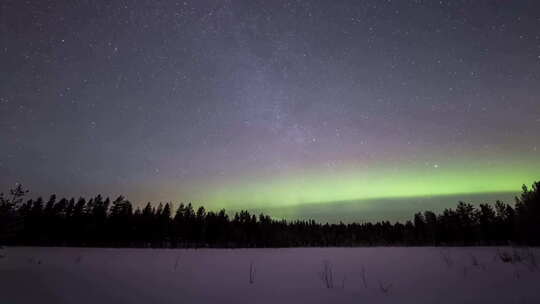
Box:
xmin=1 ymin=181 xmax=539 ymax=247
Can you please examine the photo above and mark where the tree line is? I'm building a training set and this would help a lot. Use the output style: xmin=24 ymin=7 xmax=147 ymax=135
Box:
xmin=1 ymin=181 xmax=539 ymax=247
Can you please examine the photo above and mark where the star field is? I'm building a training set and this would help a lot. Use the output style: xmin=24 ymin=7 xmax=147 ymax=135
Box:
xmin=1 ymin=0 xmax=539 ymax=221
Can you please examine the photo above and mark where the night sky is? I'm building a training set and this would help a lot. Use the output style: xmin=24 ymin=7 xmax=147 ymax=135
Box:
xmin=1 ymin=1 xmax=539 ymax=222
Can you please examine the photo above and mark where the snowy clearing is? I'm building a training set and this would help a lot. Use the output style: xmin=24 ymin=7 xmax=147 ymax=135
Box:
xmin=0 ymin=247 xmax=538 ymax=304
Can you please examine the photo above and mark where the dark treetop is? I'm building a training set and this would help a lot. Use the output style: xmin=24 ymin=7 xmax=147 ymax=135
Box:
xmin=1 ymin=181 xmax=539 ymax=247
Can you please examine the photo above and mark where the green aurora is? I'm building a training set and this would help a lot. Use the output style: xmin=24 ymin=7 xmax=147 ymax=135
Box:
xmin=159 ymin=159 xmax=540 ymax=212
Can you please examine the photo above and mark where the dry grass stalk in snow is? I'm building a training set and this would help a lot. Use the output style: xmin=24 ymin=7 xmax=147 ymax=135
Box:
xmin=470 ymin=254 xmax=479 ymax=267
xmin=497 ymin=247 xmax=537 ymax=271
xmin=27 ymin=257 xmax=42 ymax=264
xmin=361 ymin=265 xmax=368 ymax=288
xmin=249 ymin=261 xmax=256 ymax=284
xmin=497 ymin=249 xmax=513 ymax=263
xmin=319 ymin=260 xmax=334 ymax=289
xmin=526 ymin=250 xmax=538 ymax=271
xmin=174 ymin=254 xmax=181 ymax=271
xmin=518 ymin=248 xmax=538 ymax=271
xmin=378 ymin=280 xmax=392 ymax=295
xmin=439 ymin=250 xmax=453 ymax=268
xmin=469 ymin=253 xmax=486 ymax=271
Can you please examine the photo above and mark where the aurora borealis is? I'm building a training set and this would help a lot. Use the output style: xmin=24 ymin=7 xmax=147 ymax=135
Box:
xmin=1 ymin=1 xmax=539 ymax=221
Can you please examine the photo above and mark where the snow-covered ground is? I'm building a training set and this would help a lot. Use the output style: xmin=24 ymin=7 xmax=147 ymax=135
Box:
xmin=0 ymin=247 xmax=538 ymax=304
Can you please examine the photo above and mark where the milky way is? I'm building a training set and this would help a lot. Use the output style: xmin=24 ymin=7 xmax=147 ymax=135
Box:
xmin=1 ymin=1 xmax=539 ymax=221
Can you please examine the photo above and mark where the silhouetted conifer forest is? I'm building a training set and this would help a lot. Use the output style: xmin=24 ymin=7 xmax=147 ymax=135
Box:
xmin=1 ymin=181 xmax=539 ymax=247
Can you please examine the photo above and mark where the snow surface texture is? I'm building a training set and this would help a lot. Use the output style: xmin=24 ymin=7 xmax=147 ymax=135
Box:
xmin=0 ymin=247 xmax=538 ymax=304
